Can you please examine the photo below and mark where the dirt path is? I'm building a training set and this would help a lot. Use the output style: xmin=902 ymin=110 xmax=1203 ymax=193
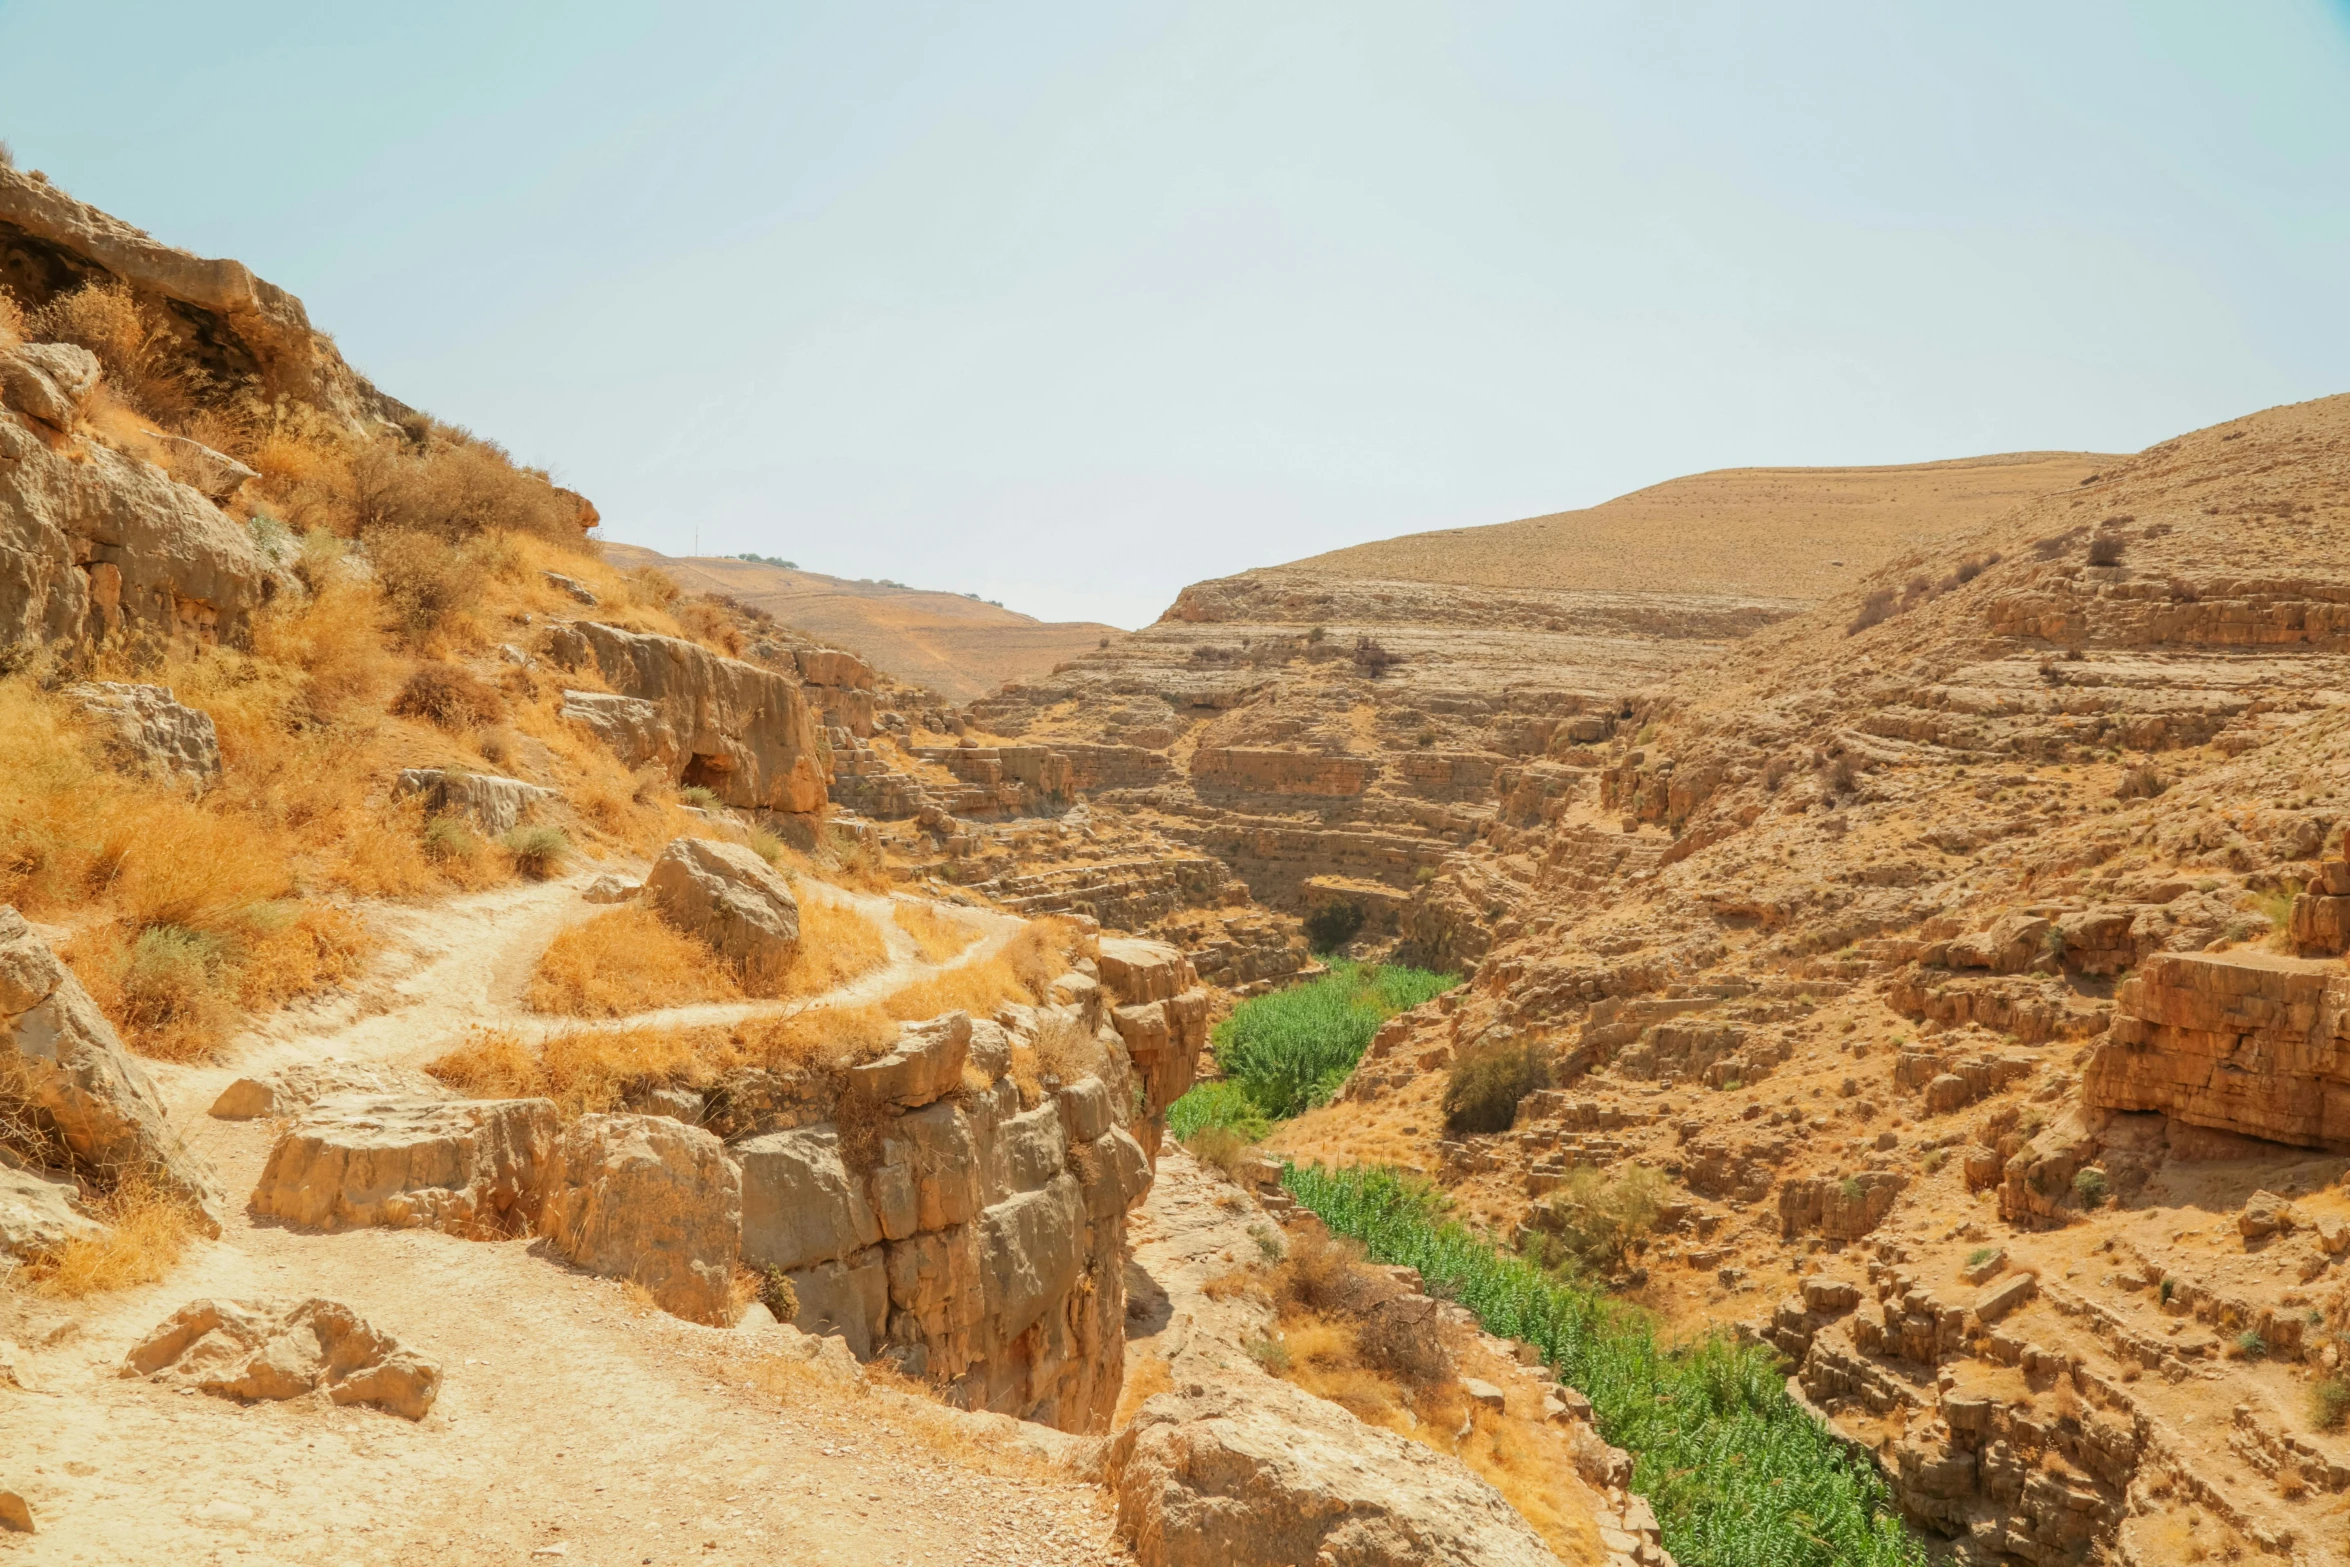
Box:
xmin=1 ymin=872 xmax=1126 ymax=1566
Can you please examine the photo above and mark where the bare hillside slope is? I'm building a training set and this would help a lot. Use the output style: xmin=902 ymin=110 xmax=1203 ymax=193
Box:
xmin=602 ymin=542 xmax=1118 ymax=701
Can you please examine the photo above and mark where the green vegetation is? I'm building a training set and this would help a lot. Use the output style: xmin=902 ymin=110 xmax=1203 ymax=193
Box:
xmin=2071 ymin=1167 xmax=2109 ymax=1207
xmin=1186 ymin=961 xmax=1458 ymax=1123
xmin=1284 ymin=1163 xmax=1924 ymax=1567
xmin=2313 ymin=1375 xmax=2350 ymax=1431
xmin=1168 ymin=1078 xmax=1272 ymax=1142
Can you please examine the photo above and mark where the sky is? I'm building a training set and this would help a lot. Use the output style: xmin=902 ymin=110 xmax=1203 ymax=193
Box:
xmin=3 ymin=2 xmax=2347 ymax=628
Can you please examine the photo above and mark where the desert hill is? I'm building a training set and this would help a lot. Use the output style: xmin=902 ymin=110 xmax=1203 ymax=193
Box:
xmin=599 ymin=541 xmax=1119 ymax=702
xmin=1286 ymin=451 xmax=2114 ymax=599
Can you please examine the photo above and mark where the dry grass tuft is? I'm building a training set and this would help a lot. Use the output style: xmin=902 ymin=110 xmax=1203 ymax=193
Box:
xmin=426 ymin=1023 xmax=704 ymax=1118
xmin=1003 ymin=916 xmax=1088 ymax=996
xmin=391 ymin=663 xmax=504 ymax=728
xmin=893 ymin=900 xmax=977 ymax=964
xmin=11 ymin=1178 xmax=201 ymax=1299
xmin=882 ymin=954 xmax=1024 ymax=1024
xmin=28 ymin=278 xmax=194 ymax=424
xmin=528 ymin=907 xmax=740 ymax=1017
xmin=1114 ymin=1352 xmax=1175 ymax=1428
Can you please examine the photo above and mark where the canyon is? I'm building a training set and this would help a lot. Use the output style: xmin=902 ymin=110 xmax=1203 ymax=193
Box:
xmin=6 ymin=144 xmax=2350 ymax=1567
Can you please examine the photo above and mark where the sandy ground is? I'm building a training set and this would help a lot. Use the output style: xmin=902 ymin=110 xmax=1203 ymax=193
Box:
xmin=1 ymin=870 xmax=1130 ymax=1566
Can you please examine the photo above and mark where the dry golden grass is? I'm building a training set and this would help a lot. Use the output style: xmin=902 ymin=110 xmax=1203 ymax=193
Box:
xmin=881 ymin=954 xmax=1023 ymax=1023
xmin=1003 ymin=916 xmax=1088 ymax=995
xmin=750 ymin=897 xmax=890 ymax=1001
xmin=893 ymin=900 xmax=977 ymax=964
xmin=528 ymin=907 xmax=742 ymax=1017
xmin=11 ymin=1178 xmax=200 ymax=1299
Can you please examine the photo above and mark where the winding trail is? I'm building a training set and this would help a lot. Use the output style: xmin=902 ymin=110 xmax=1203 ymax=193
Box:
xmin=0 ymin=869 xmax=1127 ymax=1567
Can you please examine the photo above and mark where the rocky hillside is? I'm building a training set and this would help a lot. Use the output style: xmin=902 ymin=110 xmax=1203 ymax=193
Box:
xmin=1266 ymin=391 xmax=2350 ymax=1567
xmin=601 ymin=542 xmax=1121 ymax=702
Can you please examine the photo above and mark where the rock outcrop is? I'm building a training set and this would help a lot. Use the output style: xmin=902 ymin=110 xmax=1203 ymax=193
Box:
xmin=643 ymin=835 xmax=801 ymax=969
xmin=0 ymin=905 xmax=221 ymax=1223
xmin=734 ymin=1013 xmax=1153 ymax=1432
xmin=121 ymin=1297 xmax=441 ymax=1420
xmin=547 ymin=621 xmax=827 ymax=815
xmin=0 ymin=1162 xmax=104 ymax=1259
xmin=2085 ymin=950 xmax=2350 ymax=1149
xmin=248 ymin=1094 xmax=557 ymax=1237
xmin=1097 ymin=938 xmax=1210 ymax=1158
xmin=1105 ymin=1378 xmax=1567 ymax=1567
xmin=209 ymin=1059 xmax=450 ymax=1120
xmin=67 ymin=681 xmax=221 ymax=789
xmin=537 ymin=1113 xmax=741 ymax=1325
xmin=390 ymin=767 xmax=556 ymax=836
xmin=0 ymin=367 xmax=280 ymax=647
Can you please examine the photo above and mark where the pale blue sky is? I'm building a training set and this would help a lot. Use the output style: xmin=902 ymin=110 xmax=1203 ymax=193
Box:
xmin=3 ymin=2 xmax=2346 ymax=626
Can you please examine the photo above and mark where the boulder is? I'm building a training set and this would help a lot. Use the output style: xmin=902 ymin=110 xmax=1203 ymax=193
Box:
xmin=209 ymin=1058 xmax=449 ymax=1120
xmin=391 ymin=768 xmax=556 ymax=836
xmin=249 ymin=1095 xmax=556 ymax=1237
xmin=847 ymin=1012 xmax=970 ymax=1108
xmin=786 ymin=1249 xmax=890 ymax=1357
xmin=643 ymin=836 xmax=800 ymax=968
xmin=1106 ymin=1379 xmax=1565 ymax=1567
xmin=0 ymin=906 xmax=222 ymax=1224
xmin=581 ymin=873 xmax=639 ymax=904
xmin=151 ymin=432 xmax=258 ymax=502
xmin=1972 ymin=1272 xmax=2038 ymax=1326
xmin=1778 ymin=1173 xmax=1904 ymax=1240
xmin=2290 ymin=893 xmax=2350 ymax=956
xmin=538 ymin=1113 xmax=740 ymax=1325
xmin=2240 ymin=1190 xmax=2297 ymax=1240
xmin=0 ymin=1162 xmax=105 ymax=1259
xmin=121 ymin=1297 xmax=441 ymax=1419
xmin=795 ymin=647 xmax=874 ymax=689
xmin=547 ymin=621 xmax=827 ymax=813
xmin=0 ymin=342 xmax=99 ymax=430
xmin=540 ymin=569 xmax=597 ymax=605
xmin=0 ymin=1487 xmax=27 ymax=1533
xmin=558 ymin=689 xmax=679 ymax=773
xmin=68 ymin=682 xmax=221 ymax=789
xmin=0 ymin=391 xmax=279 ymax=648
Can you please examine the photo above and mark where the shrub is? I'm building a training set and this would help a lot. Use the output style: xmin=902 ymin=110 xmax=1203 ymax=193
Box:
xmin=1538 ymin=1163 xmax=1667 ymax=1274
xmin=502 ymin=825 xmax=570 ymax=881
xmin=1351 ymin=636 xmax=1396 ymax=676
xmin=111 ymin=924 xmax=235 ymax=1061
xmin=2072 ymin=1167 xmax=2110 ymax=1208
xmin=1170 ymin=1078 xmax=1272 ymax=1143
xmin=2087 ymin=535 xmax=2127 ymax=567
xmin=1245 ymin=1337 xmax=1292 ymax=1373
xmin=1303 ymin=899 xmax=1364 ymax=953
xmin=2312 ymin=1376 xmax=2350 ymax=1431
xmin=371 ymin=528 xmax=484 ymax=644
xmin=1442 ymin=1038 xmax=1552 ymax=1134
xmin=1185 ymin=1124 xmax=1255 ymax=1181
xmin=2234 ymin=1330 xmax=2268 ymax=1360
xmin=1845 ymin=587 xmax=1896 ymax=636
xmin=28 ymin=279 xmax=193 ymax=424
xmin=391 ymin=663 xmax=502 ymax=729
xmin=421 ymin=814 xmax=482 ymax=866
xmin=10 ymin=1177 xmax=200 ymax=1298
xmin=1966 ymin=1246 xmax=1998 ymax=1269
xmin=351 ymin=436 xmax=584 ymax=546
xmin=759 ymin=1268 xmax=799 ymax=1324
xmin=678 ymin=785 xmax=722 ymax=810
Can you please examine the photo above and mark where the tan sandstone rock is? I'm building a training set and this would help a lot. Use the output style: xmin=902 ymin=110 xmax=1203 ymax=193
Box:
xmin=643 ymin=836 xmax=801 ymax=969
xmin=250 ymin=1095 xmax=556 ymax=1237
xmin=547 ymin=621 xmax=826 ymax=814
xmin=0 ymin=905 xmax=222 ymax=1225
xmin=1106 ymin=1378 xmax=1566 ymax=1567
xmin=848 ymin=1013 xmax=970 ymax=1108
xmin=538 ymin=1113 xmax=740 ymax=1325
xmin=68 ymin=682 xmax=221 ymax=790
xmin=121 ymin=1297 xmax=441 ymax=1419
xmin=0 ymin=1162 xmax=104 ymax=1259
xmin=390 ymin=767 xmax=556 ymax=836
xmin=2087 ymin=950 xmax=2350 ymax=1148
xmin=209 ymin=1058 xmax=450 ymax=1120
xmin=0 ymin=342 xmax=99 ymax=430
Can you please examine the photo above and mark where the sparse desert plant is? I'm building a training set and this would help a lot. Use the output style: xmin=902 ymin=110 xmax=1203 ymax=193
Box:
xmin=2072 ymin=1167 xmax=2110 ymax=1208
xmin=2232 ymin=1330 xmax=2268 ymax=1360
xmin=2311 ymin=1376 xmax=2350 ymax=1431
xmin=421 ymin=813 xmax=484 ymax=867
xmin=2088 ymin=534 xmax=2127 ymax=567
xmin=678 ymin=785 xmax=722 ymax=809
xmin=1846 ymin=587 xmax=1897 ymax=635
xmin=27 ymin=278 xmax=193 ymax=423
xmin=1442 ymin=1038 xmax=1552 ymax=1134
xmin=502 ymin=825 xmax=570 ymax=880
xmin=1537 ymin=1163 xmax=1666 ymax=1274
xmin=9 ymin=1177 xmax=200 ymax=1299
xmin=1184 ymin=1123 xmax=1255 ymax=1181
xmin=1351 ymin=636 xmax=1397 ymax=677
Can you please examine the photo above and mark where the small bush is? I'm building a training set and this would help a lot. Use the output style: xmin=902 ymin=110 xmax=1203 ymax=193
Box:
xmin=391 ymin=663 xmax=503 ymax=729
xmin=759 ymin=1267 xmax=799 ymax=1324
xmin=502 ymin=825 xmax=570 ymax=881
xmin=421 ymin=814 xmax=482 ymax=866
xmin=1303 ymin=900 xmax=1364 ymax=953
xmin=1845 ymin=588 xmax=1896 ymax=636
xmin=1442 ymin=1038 xmax=1552 ymax=1134
xmin=1351 ymin=636 xmax=1397 ymax=677
xmin=113 ymin=924 xmax=236 ymax=1061
xmin=371 ymin=528 xmax=485 ymax=644
xmin=2312 ymin=1376 xmax=2350 ymax=1431
xmin=2234 ymin=1330 xmax=2268 ymax=1360
xmin=28 ymin=278 xmax=193 ymax=424
xmin=678 ymin=785 xmax=722 ymax=809
xmin=1186 ymin=1124 xmax=1256 ymax=1181
xmin=1246 ymin=1337 xmax=1292 ymax=1373
xmin=2072 ymin=1167 xmax=2110 ymax=1208
xmin=11 ymin=1177 xmax=199 ymax=1298
xmin=1537 ymin=1163 xmax=1667 ymax=1273
xmin=1966 ymin=1246 xmax=1998 ymax=1269
xmin=2087 ymin=535 xmax=2127 ymax=567
xmin=1170 ymin=1078 xmax=1273 ymax=1143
